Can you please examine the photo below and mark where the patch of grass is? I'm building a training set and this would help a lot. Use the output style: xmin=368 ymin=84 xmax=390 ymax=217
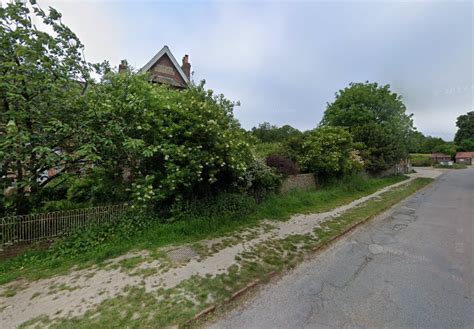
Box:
xmin=0 ymin=175 xmax=408 ymax=285
xmin=314 ymin=177 xmax=433 ymax=243
xmin=30 ymin=292 xmax=41 ymax=300
xmin=48 ymin=283 xmax=78 ymax=294
xmin=118 ymin=256 xmax=143 ymax=271
xmin=409 ymin=153 xmax=431 ymax=167
xmin=0 ymin=287 xmax=18 ymax=297
xmin=18 ymin=178 xmax=432 ymax=328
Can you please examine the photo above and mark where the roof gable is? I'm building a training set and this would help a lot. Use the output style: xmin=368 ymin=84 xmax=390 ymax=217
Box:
xmin=140 ymin=46 xmax=190 ymax=86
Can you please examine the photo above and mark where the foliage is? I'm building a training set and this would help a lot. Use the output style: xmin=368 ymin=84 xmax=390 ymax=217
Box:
xmin=282 ymin=132 xmax=309 ymax=163
xmin=250 ymin=122 xmax=302 ymax=143
xmin=265 ymin=154 xmax=299 ymax=176
xmin=0 ymin=1 xmax=110 ymax=214
xmin=252 ymin=142 xmax=284 ymax=158
xmin=454 ymin=111 xmax=474 ymax=143
xmin=407 ymin=131 xmax=452 ymax=154
xmin=456 ymin=139 xmax=474 ymax=152
xmin=240 ymin=158 xmax=281 ymax=200
xmin=432 ymin=143 xmax=456 ymax=158
xmin=170 ymin=192 xmax=257 ymax=223
xmin=50 ymin=212 xmax=154 ymax=258
xmin=85 ymin=72 xmax=254 ymax=209
xmin=321 ymin=82 xmax=414 ymax=172
xmin=300 ymin=126 xmax=356 ymax=178
xmin=409 ymin=154 xmax=431 ymax=167
xmin=0 ymin=1 xmax=256 ymax=215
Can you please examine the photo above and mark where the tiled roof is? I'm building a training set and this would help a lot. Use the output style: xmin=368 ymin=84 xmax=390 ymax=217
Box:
xmin=455 ymin=152 xmax=474 ymax=158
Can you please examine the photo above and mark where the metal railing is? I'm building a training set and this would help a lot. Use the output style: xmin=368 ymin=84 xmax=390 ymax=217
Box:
xmin=0 ymin=204 xmax=128 ymax=246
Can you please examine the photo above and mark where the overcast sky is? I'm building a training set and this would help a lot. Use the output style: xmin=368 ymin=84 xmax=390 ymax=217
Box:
xmin=35 ymin=0 xmax=473 ymax=140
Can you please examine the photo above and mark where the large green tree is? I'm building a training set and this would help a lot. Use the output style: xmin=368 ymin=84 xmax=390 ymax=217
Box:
xmin=0 ymin=1 xmax=103 ymax=214
xmin=86 ymin=72 xmax=254 ymax=208
xmin=321 ymin=82 xmax=414 ymax=172
xmin=454 ymin=111 xmax=474 ymax=144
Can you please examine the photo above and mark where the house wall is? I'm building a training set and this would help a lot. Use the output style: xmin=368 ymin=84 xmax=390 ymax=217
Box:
xmin=456 ymin=157 xmax=473 ymax=165
xmin=148 ymin=54 xmax=187 ymax=87
xmin=432 ymin=157 xmax=451 ymax=164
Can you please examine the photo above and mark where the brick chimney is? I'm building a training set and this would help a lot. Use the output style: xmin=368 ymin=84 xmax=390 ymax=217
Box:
xmin=181 ymin=55 xmax=191 ymax=80
xmin=118 ymin=60 xmax=127 ymax=73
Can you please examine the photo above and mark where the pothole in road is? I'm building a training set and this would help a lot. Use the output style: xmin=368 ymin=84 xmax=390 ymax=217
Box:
xmin=392 ymin=224 xmax=408 ymax=231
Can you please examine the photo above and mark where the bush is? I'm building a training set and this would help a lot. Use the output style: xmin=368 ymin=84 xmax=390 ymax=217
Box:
xmin=85 ymin=75 xmax=256 ymax=208
xmin=265 ymin=154 xmax=299 ymax=176
xmin=282 ymin=133 xmax=308 ymax=163
xmin=241 ymin=158 xmax=281 ymax=200
xmin=169 ymin=192 xmax=257 ymax=223
xmin=301 ymin=126 xmax=356 ymax=179
xmin=50 ymin=212 xmax=154 ymax=257
xmin=253 ymin=142 xmax=284 ymax=158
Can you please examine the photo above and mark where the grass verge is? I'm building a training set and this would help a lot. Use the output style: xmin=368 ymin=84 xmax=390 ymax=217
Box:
xmin=0 ymin=175 xmax=407 ymax=284
xmin=20 ymin=177 xmax=433 ymax=328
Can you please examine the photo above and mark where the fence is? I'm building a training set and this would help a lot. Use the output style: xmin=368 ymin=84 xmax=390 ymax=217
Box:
xmin=0 ymin=204 xmax=128 ymax=246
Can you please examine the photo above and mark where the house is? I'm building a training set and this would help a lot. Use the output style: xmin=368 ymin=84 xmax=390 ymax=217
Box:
xmin=455 ymin=152 xmax=474 ymax=165
xmin=431 ymin=153 xmax=451 ymax=165
xmin=120 ymin=46 xmax=191 ymax=88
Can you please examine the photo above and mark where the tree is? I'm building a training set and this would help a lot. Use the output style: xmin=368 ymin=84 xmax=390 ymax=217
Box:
xmin=456 ymin=139 xmax=474 ymax=152
xmin=321 ymin=82 xmax=414 ymax=172
xmin=454 ymin=111 xmax=474 ymax=144
xmin=250 ymin=122 xmax=301 ymax=143
xmin=85 ymin=72 xmax=254 ymax=208
xmin=433 ymin=143 xmax=456 ymax=158
xmin=300 ymin=126 xmax=355 ymax=178
xmin=0 ymin=1 xmax=103 ymax=214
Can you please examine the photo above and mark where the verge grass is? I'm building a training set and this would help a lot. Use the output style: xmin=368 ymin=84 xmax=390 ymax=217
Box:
xmin=20 ymin=177 xmax=433 ymax=329
xmin=409 ymin=153 xmax=431 ymax=167
xmin=0 ymin=175 xmax=407 ymax=284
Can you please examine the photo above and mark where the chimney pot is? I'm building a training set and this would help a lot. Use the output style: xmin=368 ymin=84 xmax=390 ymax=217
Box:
xmin=181 ymin=55 xmax=191 ymax=80
xmin=118 ymin=60 xmax=127 ymax=73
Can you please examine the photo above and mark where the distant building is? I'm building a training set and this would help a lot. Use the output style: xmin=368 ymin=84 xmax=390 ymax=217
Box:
xmin=431 ymin=153 xmax=451 ymax=165
xmin=119 ymin=46 xmax=191 ymax=89
xmin=455 ymin=152 xmax=474 ymax=165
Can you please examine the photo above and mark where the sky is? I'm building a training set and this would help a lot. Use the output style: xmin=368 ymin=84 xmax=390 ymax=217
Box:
xmin=32 ymin=0 xmax=473 ymax=140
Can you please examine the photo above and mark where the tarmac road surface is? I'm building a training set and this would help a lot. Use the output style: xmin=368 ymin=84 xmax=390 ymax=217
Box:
xmin=209 ymin=168 xmax=474 ymax=329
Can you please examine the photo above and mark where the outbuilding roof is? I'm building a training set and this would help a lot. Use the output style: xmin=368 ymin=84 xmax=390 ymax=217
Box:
xmin=455 ymin=152 xmax=474 ymax=158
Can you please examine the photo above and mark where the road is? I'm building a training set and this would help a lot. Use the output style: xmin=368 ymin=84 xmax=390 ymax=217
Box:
xmin=209 ymin=168 xmax=473 ymax=329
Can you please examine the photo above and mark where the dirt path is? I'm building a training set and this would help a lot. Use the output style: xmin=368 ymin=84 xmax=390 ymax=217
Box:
xmin=0 ymin=171 xmax=441 ymax=328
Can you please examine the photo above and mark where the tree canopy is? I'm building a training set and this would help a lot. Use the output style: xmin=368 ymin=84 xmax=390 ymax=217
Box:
xmin=454 ymin=111 xmax=474 ymax=144
xmin=250 ymin=122 xmax=302 ymax=143
xmin=0 ymin=0 xmax=105 ymax=213
xmin=321 ymin=82 xmax=414 ymax=172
